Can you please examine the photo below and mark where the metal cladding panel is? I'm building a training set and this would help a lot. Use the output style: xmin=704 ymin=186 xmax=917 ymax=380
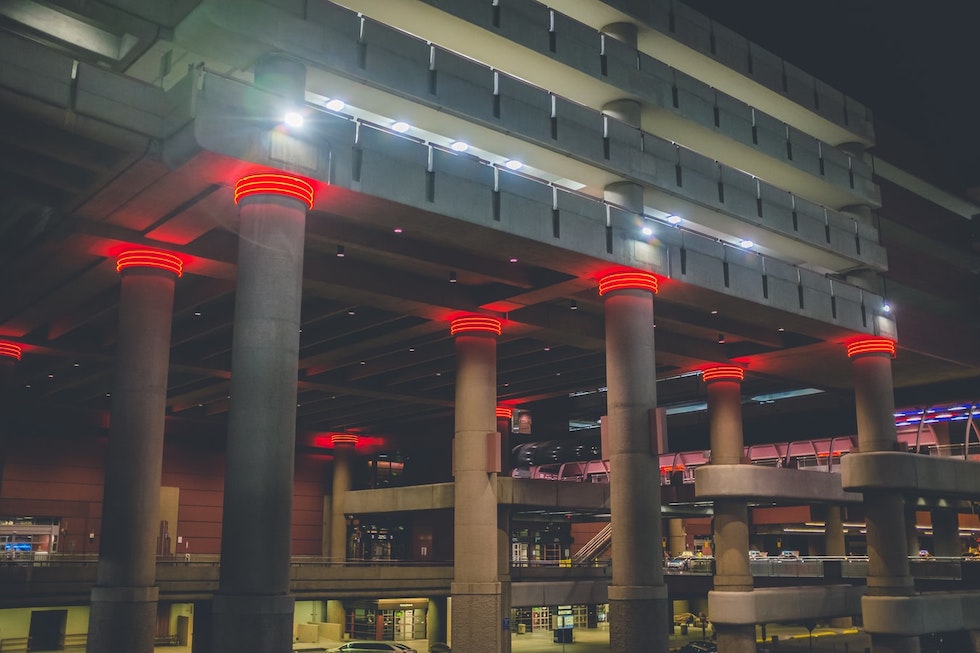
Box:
xmin=715 ymin=93 xmax=754 ymax=147
xmin=674 ymin=70 xmax=716 ymax=127
xmin=434 ymin=48 xmax=495 ymax=122
xmin=495 ymin=0 xmax=551 ymax=54
xmin=555 ymin=96 xmax=604 ymax=161
xmin=361 ymin=19 xmax=431 ymax=99
xmin=671 ymin=1 xmax=712 ymax=52
xmin=605 ymin=117 xmax=641 ymax=170
xmin=552 ymin=11 xmax=602 ymax=76
xmin=0 ymin=33 xmax=74 ymax=108
xmin=496 ymin=74 xmax=552 ymax=141
xmin=710 ymin=22 xmax=751 ymax=76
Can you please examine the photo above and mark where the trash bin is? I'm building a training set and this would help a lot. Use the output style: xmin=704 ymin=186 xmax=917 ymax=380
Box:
xmin=517 ymin=624 xmax=526 ymax=635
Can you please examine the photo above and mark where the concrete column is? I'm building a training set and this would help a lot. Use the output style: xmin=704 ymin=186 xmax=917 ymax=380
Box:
xmin=703 ymin=366 xmax=755 ymax=653
xmin=496 ymin=407 xmax=513 ymax=475
xmin=930 ymin=506 xmax=961 ymax=557
xmin=427 ymin=597 xmax=447 ymax=648
xmin=330 ymin=434 xmax=358 ymax=561
xmin=906 ymin=501 xmax=920 ymax=556
xmin=0 ymin=343 xmax=22 ymax=493
xmin=599 ymin=271 xmax=669 ymax=653
xmin=87 ymin=249 xmax=181 ymax=653
xmin=212 ymin=170 xmax=314 ymax=653
xmin=825 ymin=506 xmax=853 ymax=627
xmin=668 ymin=519 xmax=687 ymax=557
xmin=450 ymin=315 xmax=510 ymax=653
xmin=847 ymin=338 xmax=918 ymax=653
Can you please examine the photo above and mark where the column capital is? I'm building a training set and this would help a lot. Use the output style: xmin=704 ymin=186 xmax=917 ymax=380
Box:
xmin=0 ymin=342 xmax=22 ymax=361
xmin=598 ymin=270 xmax=658 ymax=296
xmin=234 ymin=172 xmax=315 ymax=210
xmin=846 ymin=336 xmax=896 ymax=359
xmin=116 ymin=249 xmax=183 ymax=277
xmin=702 ymin=365 xmax=745 ymax=383
xmin=450 ymin=315 xmax=502 ymax=336
xmin=330 ymin=433 xmax=359 ymax=448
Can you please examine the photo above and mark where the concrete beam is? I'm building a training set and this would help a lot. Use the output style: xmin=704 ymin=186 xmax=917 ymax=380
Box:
xmin=512 ymin=580 xmax=610 ymax=608
xmin=841 ymin=452 xmax=980 ymax=497
xmin=695 ymin=464 xmax=862 ymax=503
xmin=344 ymin=483 xmax=455 ymax=513
xmin=862 ymin=591 xmax=980 ymax=635
xmin=708 ymin=585 xmax=864 ymax=625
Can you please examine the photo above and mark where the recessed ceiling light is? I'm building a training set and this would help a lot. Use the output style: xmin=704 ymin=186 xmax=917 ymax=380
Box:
xmin=283 ymin=111 xmax=303 ymax=127
xmin=509 ymin=257 xmax=518 ymax=263
xmin=504 ymin=159 xmax=523 ymax=171
xmin=641 ymin=226 xmax=653 ymax=236
xmin=393 ymin=227 xmax=403 ymax=234
xmin=325 ymin=99 xmax=345 ymax=111
xmin=739 ymin=239 xmax=754 ymax=248
xmin=882 ymin=303 xmax=892 ymax=313
xmin=666 ymin=215 xmax=682 ymax=225
xmin=391 ymin=121 xmax=411 ymax=133
xmin=451 ymin=141 xmax=469 ymax=152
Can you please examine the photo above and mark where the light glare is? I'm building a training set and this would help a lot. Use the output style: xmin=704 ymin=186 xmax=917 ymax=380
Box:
xmin=391 ymin=121 xmax=411 ymax=133
xmin=283 ymin=111 xmax=304 ymax=127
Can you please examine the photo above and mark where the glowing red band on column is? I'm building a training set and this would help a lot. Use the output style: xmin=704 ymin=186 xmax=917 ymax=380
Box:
xmin=234 ymin=173 xmax=315 ymax=209
xmin=598 ymin=271 xmax=658 ymax=296
xmin=701 ymin=365 xmax=745 ymax=383
xmin=450 ymin=316 xmax=502 ymax=336
xmin=496 ymin=407 xmax=514 ymax=419
xmin=116 ymin=249 xmax=183 ymax=277
xmin=846 ymin=337 xmax=896 ymax=359
xmin=331 ymin=433 xmax=359 ymax=447
xmin=0 ymin=342 xmax=22 ymax=361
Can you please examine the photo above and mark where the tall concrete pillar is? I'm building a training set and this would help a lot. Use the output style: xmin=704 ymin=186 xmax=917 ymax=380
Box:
xmin=0 ymin=342 xmax=22 ymax=493
xmin=212 ymin=170 xmax=315 ymax=653
xmin=450 ymin=315 xmax=510 ymax=653
xmin=427 ymin=596 xmax=447 ymax=648
xmin=88 ymin=248 xmax=182 ymax=653
xmin=703 ymin=366 xmax=755 ymax=653
xmin=826 ymin=506 xmax=853 ymax=627
xmin=668 ymin=519 xmax=688 ymax=556
xmin=930 ymin=506 xmax=961 ymax=557
xmin=330 ymin=434 xmax=358 ymax=561
xmin=599 ymin=271 xmax=669 ymax=653
xmin=496 ymin=407 xmax=513 ymax=475
xmin=847 ymin=337 xmax=918 ymax=653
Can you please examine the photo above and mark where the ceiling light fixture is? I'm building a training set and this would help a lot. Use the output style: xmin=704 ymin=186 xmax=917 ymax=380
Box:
xmin=391 ymin=121 xmax=411 ymax=133
xmin=718 ymin=333 xmax=726 ymax=344
xmin=666 ymin=215 xmax=682 ymax=225
xmin=449 ymin=271 xmax=457 ymax=283
xmin=641 ymin=225 xmax=653 ymax=236
xmin=336 ymin=245 xmax=345 ymax=257
xmin=739 ymin=239 xmax=754 ymax=248
xmin=325 ymin=99 xmax=346 ymax=112
xmin=504 ymin=159 xmax=523 ymax=171
xmin=450 ymin=141 xmax=469 ymax=152
xmin=570 ymin=300 xmax=578 ymax=310
xmin=283 ymin=110 xmax=304 ymax=127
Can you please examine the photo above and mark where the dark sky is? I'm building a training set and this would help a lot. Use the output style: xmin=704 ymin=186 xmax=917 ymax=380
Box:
xmin=680 ymin=0 xmax=980 ymax=196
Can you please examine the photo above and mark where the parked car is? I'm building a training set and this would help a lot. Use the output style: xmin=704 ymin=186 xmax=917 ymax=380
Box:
xmin=331 ymin=642 xmax=417 ymax=653
xmin=678 ymin=641 xmax=717 ymax=653
xmin=666 ymin=556 xmax=690 ymax=571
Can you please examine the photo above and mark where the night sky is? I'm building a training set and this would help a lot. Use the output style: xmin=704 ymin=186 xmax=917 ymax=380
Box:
xmin=680 ymin=0 xmax=980 ymax=197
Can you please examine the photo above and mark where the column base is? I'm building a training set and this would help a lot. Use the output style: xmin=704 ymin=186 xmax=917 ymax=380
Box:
xmin=716 ymin=624 xmax=755 ymax=653
xmin=450 ymin=582 xmax=510 ymax=653
xmin=608 ymin=585 xmax=669 ymax=653
xmin=88 ymin=585 xmax=159 ymax=653
xmin=211 ymin=593 xmax=294 ymax=653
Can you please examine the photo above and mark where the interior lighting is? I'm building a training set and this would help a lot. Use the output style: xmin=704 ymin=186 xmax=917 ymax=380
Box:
xmin=391 ymin=121 xmax=411 ymax=133
xmin=325 ymin=99 xmax=346 ymax=112
xmin=846 ymin=337 xmax=896 ymax=359
xmin=0 ymin=342 xmax=22 ymax=361
xmin=666 ymin=215 xmax=682 ymax=225
xmin=450 ymin=315 xmax=502 ymax=336
xmin=717 ymin=333 xmax=726 ymax=344
xmin=739 ymin=239 xmax=754 ymax=249
xmin=504 ymin=159 xmax=523 ymax=171
xmin=450 ymin=141 xmax=470 ymax=152
xmin=283 ymin=110 xmax=304 ymax=127
xmin=641 ymin=225 xmax=654 ymax=236
xmin=702 ymin=365 xmax=744 ymax=382
xmin=393 ymin=227 xmax=403 ymax=234
xmin=882 ymin=303 xmax=892 ymax=313
xmin=570 ymin=300 xmax=578 ymax=310
xmin=509 ymin=257 xmax=518 ymax=263
xmin=598 ymin=271 xmax=659 ymax=296
xmin=449 ymin=271 xmax=457 ymax=283
xmin=234 ymin=173 xmax=315 ymax=209
xmin=496 ymin=407 xmax=514 ymax=419
xmin=336 ymin=245 xmax=345 ymax=257
xmin=331 ymin=433 xmax=359 ymax=447
xmin=116 ymin=249 xmax=184 ymax=277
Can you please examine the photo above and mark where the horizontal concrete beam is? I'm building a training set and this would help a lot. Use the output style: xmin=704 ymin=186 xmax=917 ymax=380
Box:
xmin=841 ymin=452 xmax=980 ymax=497
xmin=862 ymin=591 xmax=980 ymax=635
xmin=708 ymin=585 xmax=863 ymax=625
xmin=344 ymin=483 xmax=454 ymax=513
xmin=499 ymin=477 xmax=611 ymax=510
xmin=511 ymin=579 xmax=610 ymax=608
xmin=695 ymin=464 xmax=862 ymax=503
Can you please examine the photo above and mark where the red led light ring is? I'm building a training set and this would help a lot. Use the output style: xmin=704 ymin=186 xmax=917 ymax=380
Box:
xmin=234 ymin=173 xmax=315 ymax=209
xmin=116 ymin=250 xmax=183 ymax=277
xmin=0 ymin=342 xmax=22 ymax=361
xmin=846 ymin=337 xmax=896 ymax=359
xmin=330 ymin=433 xmax=359 ymax=447
xmin=496 ymin=407 xmax=514 ymax=419
xmin=450 ymin=316 xmax=503 ymax=336
xmin=598 ymin=271 xmax=659 ymax=296
xmin=701 ymin=365 xmax=745 ymax=383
